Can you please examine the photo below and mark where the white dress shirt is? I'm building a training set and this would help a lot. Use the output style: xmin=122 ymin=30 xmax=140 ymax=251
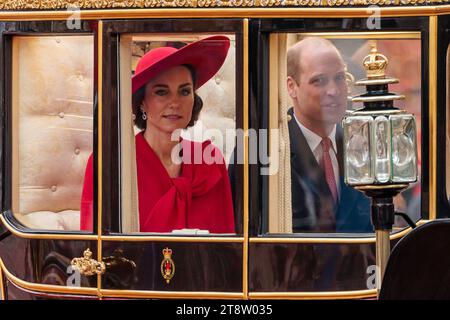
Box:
xmin=293 ymin=113 xmax=341 ymax=197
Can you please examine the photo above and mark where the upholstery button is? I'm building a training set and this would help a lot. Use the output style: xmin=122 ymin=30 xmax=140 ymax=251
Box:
xmin=74 ymin=148 xmax=80 ymax=155
xmin=51 ymin=185 xmax=57 ymax=192
xmin=214 ymin=75 xmax=221 ymax=85
xmin=58 ymin=112 xmax=65 ymax=119
xmin=55 ymin=38 xmax=61 ymax=44
xmin=77 ymin=72 xmax=84 ymax=81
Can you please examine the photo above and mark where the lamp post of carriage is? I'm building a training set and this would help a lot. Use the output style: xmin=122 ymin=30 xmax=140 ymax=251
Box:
xmin=342 ymin=44 xmax=419 ymax=294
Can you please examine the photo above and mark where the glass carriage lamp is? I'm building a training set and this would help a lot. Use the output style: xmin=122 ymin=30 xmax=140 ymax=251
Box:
xmin=342 ymin=44 xmax=419 ymax=292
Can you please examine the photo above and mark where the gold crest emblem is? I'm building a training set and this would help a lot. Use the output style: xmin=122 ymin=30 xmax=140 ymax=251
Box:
xmin=71 ymin=248 xmax=106 ymax=276
xmin=161 ymin=247 xmax=175 ymax=284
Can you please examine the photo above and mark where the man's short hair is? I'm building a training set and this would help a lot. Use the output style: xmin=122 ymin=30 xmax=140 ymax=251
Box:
xmin=287 ymin=37 xmax=343 ymax=82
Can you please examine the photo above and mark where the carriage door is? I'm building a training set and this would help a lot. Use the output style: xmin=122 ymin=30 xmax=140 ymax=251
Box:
xmin=0 ymin=20 xmax=100 ymax=299
xmin=248 ymin=17 xmax=430 ymax=299
xmin=97 ymin=19 xmax=247 ymax=298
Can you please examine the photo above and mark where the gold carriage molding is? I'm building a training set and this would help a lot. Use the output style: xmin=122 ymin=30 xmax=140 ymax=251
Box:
xmin=0 ymin=0 xmax=449 ymax=10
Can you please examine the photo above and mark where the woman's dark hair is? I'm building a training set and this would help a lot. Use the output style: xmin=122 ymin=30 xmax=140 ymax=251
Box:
xmin=132 ymin=64 xmax=203 ymax=130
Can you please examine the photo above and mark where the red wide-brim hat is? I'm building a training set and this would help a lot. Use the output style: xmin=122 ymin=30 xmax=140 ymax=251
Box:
xmin=132 ymin=35 xmax=230 ymax=94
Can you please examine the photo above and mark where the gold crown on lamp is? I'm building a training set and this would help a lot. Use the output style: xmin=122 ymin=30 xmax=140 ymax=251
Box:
xmin=362 ymin=44 xmax=389 ymax=79
xmin=163 ymin=247 xmax=172 ymax=259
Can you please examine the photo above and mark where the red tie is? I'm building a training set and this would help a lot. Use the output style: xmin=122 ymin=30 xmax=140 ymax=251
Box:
xmin=320 ymin=138 xmax=338 ymax=204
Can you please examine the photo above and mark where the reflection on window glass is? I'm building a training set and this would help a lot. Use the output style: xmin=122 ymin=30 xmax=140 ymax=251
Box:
xmin=117 ymin=34 xmax=237 ymax=235
xmin=13 ymin=36 xmax=94 ymax=231
xmin=268 ymin=34 xmax=422 ymax=234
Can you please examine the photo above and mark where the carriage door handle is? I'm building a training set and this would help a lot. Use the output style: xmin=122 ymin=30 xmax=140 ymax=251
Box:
xmin=71 ymin=248 xmax=106 ymax=276
xmin=71 ymin=248 xmax=136 ymax=277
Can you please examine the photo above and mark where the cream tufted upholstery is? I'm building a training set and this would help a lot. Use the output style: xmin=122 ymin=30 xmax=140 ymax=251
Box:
xmin=190 ymin=37 xmax=236 ymax=164
xmin=13 ymin=36 xmax=94 ymax=231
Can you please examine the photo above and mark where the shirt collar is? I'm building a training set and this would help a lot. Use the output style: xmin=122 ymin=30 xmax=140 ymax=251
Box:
xmin=293 ymin=113 xmax=337 ymax=153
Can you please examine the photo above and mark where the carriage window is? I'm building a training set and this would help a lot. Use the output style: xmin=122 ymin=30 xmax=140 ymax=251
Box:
xmin=11 ymin=35 xmax=94 ymax=231
xmin=119 ymin=34 xmax=238 ymax=235
xmin=266 ymin=33 xmax=422 ymax=234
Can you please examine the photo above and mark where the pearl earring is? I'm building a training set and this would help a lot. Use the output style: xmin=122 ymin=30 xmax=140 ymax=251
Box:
xmin=140 ymin=106 xmax=147 ymax=121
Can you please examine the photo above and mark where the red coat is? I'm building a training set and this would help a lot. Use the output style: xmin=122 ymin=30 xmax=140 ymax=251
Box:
xmin=80 ymin=132 xmax=235 ymax=233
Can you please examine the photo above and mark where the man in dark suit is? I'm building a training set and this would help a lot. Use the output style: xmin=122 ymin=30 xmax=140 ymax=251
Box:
xmin=286 ymin=37 xmax=371 ymax=233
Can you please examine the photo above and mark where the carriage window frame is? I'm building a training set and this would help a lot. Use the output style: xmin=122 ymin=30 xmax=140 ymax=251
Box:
xmin=100 ymin=19 xmax=245 ymax=237
xmin=250 ymin=17 xmax=430 ymax=238
xmin=440 ymin=17 xmax=450 ymax=217
xmin=0 ymin=21 xmax=98 ymax=236
xmin=447 ymin=43 xmax=450 ymax=208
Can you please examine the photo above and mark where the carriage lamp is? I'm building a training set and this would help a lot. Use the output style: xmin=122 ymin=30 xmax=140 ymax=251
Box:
xmin=342 ymin=44 xmax=418 ymax=292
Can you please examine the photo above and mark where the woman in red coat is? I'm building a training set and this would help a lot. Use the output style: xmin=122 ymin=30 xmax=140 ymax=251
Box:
xmin=80 ymin=36 xmax=235 ymax=233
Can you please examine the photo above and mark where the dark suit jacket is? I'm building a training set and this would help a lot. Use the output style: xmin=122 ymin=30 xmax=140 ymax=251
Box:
xmin=288 ymin=108 xmax=372 ymax=233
